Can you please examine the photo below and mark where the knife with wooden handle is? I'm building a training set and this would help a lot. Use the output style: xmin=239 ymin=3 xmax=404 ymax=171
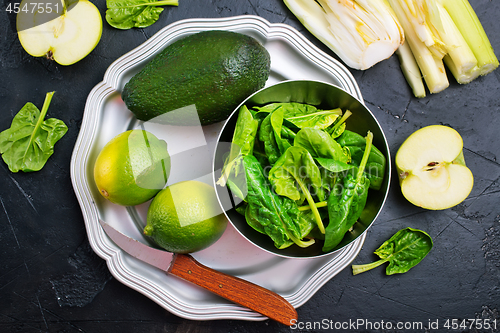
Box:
xmin=99 ymin=219 xmax=297 ymax=326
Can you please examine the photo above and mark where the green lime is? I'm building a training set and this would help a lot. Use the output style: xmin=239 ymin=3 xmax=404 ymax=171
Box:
xmin=93 ymin=129 xmax=170 ymax=206
xmin=144 ymin=180 xmax=228 ymax=254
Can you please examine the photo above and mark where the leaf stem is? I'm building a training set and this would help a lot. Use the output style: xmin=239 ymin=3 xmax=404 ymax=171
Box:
xmin=298 ymin=201 xmax=327 ymax=211
xmin=329 ymin=110 xmax=351 ymax=134
xmin=352 ymin=259 xmax=388 ymax=275
xmin=296 ymin=179 xmax=325 ymax=234
xmin=31 ymin=91 xmax=55 ymax=143
xmin=22 ymin=91 xmax=55 ymax=166
xmin=287 ymin=232 xmax=315 ymax=248
xmin=39 ymin=92 xmax=55 ymax=121
xmin=216 ymin=153 xmax=240 ymax=187
xmin=356 ymin=131 xmax=373 ymax=181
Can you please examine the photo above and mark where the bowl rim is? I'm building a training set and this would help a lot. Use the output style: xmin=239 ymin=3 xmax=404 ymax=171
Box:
xmin=212 ymin=79 xmax=392 ymax=259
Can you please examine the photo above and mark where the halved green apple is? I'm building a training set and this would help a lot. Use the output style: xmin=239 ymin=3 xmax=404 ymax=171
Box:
xmin=17 ymin=0 xmax=102 ymax=66
xmin=395 ymin=125 xmax=473 ymax=210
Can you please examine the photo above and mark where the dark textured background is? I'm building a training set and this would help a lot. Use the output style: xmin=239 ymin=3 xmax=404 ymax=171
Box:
xmin=1 ymin=0 xmax=499 ymax=332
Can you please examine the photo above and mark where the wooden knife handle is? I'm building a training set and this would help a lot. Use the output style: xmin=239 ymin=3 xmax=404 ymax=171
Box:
xmin=169 ymin=254 xmax=297 ymax=326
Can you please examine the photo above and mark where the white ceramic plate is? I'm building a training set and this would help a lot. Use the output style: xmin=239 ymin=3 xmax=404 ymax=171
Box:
xmin=70 ymin=15 xmax=365 ymax=322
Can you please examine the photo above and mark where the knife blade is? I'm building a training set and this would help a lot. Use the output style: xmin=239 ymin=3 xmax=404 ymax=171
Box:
xmin=98 ymin=218 xmax=297 ymax=326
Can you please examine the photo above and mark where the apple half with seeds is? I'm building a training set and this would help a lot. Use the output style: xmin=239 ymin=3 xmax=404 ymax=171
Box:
xmin=395 ymin=125 xmax=473 ymax=210
xmin=17 ymin=0 xmax=102 ymax=66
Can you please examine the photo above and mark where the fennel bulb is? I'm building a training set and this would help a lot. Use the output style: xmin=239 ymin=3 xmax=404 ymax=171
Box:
xmin=284 ymin=0 xmax=404 ymax=70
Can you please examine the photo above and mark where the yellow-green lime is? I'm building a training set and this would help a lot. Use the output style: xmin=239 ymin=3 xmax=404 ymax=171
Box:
xmin=144 ymin=180 xmax=228 ymax=254
xmin=94 ymin=129 xmax=170 ymax=206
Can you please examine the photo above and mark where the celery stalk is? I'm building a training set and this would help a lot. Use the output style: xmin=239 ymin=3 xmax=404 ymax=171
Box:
xmin=443 ymin=55 xmax=480 ymax=84
xmin=396 ymin=42 xmax=426 ymax=97
xmin=388 ymin=0 xmax=449 ymax=94
xmin=441 ymin=0 xmax=499 ymax=76
xmin=434 ymin=1 xmax=477 ymax=78
xmin=398 ymin=0 xmax=446 ymax=58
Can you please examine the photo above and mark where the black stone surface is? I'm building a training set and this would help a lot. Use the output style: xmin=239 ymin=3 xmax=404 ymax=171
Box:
xmin=1 ymin=1 xmax=499 ymax=332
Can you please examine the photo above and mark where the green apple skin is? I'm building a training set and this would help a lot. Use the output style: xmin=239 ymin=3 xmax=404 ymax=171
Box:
xmin=17 ymin=0 xmax=102 ymax=66
xmin=395 ymin=125 xmax=473 ymax=210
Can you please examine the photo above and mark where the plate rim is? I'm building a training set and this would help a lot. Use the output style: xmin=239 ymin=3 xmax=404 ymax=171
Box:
xmin=70 ymin=14 xmax=367 ymax=322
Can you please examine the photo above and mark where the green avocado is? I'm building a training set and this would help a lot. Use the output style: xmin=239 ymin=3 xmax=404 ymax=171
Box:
xmin=121 ymin=30 xmax=271 ymax=125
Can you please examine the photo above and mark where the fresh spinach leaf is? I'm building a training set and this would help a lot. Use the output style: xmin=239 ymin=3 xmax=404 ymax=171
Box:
xmin=327 ymin=109 xmax=351 ymax=138
xmin=268 ymin=146 xmax=325 ymax=233
xmin=235 ymin=202 xmax=247 ymax=216
xmin=337 ymin=130 xmax=386 ymax=190
xmin=217 ymin=105 xmax=258 ymax=188
xmin=294 ymin=127 xmax=349 ymax=163
xmin=323 ymin=131 xmax=373 ymax=252
xmin=314 ymin=158 xmax=353 ymax=173
xmin=296 ymin=209 xmax=318 ymax=240
xmin=270 ymin=107 xmax=292 ymax=155
xmin=106 ymin=0 xmax=178 ymax=30
xmin=253 ymin=103 xmax=342 ymax=129
xmin=242 ymin=155 xmax=315 ymax=249
xmin=258 ymin=112 xmax=282 ymax=165
xmin=285 ymin=109 xmax=342 ymax=129
xmin=231 ymin=105 xmax=259 ymax=157
xmin=281 ymin=125 xmax=297 ymax=141
xmin=352 ymin=227 xmax=433 ymax=275
xmin=0 ymin=92 xmax=68 ymax=173
xmin=253 ymin=102 xmax=318 ymax=117
xmin=293 ymin=127 xmax=353 ymax=198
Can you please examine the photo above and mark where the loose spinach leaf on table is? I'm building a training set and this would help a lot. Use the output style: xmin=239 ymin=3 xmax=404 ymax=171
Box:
xmin=0 ymin=92 xmax=68 ymax=173
xmin=352 ymin=227 xmax=433 ymax=275
xmin=323 ymin=131 xmax=373 ymax=252
xmin=106 ymin=0 xmax=178 ymax=30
